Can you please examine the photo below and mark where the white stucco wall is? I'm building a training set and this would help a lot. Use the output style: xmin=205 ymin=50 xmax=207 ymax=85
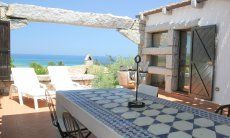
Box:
xmin=145 ymin=0 xmax=230 ymax=104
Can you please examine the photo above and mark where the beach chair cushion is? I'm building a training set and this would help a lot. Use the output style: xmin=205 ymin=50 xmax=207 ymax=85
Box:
xmin=48 ymin=66 xmax=85 ymax=91
xmin=12 ymin=68 xmax=42 ymax=95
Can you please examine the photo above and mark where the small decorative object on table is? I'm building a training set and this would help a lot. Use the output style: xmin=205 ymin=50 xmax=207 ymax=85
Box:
xmin=128 ymin=55 xmax=145 ymax=108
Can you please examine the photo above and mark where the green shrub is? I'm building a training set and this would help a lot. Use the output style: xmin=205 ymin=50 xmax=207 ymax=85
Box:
xmin=10 ymin=58 xmax=15 ymax=67
xmin=30 ymin=62 xmax=48 ymax=75
xmin=88 ymin=57 xmax=134 ymax=88
xmin=48 ymin=61 xmax=64 ymax=66
xmin=57 ymin=61 xmax=64 ymax=66
xmin=48 ymin=61 xmax=56 ymax=66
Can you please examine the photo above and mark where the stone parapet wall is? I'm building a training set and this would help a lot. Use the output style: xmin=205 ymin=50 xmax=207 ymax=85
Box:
xmin=38 ymin=74 xmax=94 ymax=90
xmin=0 ymin=74 xmax=94 ymax=94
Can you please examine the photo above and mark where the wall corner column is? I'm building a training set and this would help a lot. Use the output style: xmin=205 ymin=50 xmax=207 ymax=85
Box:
xmin=165 ymin=29 xmax=179 ymax=92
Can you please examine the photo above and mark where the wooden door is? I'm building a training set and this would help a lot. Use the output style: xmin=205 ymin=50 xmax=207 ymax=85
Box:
xmin=0 ymin=21 xmax=10 ymax=80
xmin=190 ymin=25 xmax=216 ymax=100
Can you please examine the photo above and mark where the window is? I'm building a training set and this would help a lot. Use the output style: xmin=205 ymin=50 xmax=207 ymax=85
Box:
xmin=152 ymin=32 xmax=168 ymax=48
xmin=150 ymin=31 xmax=168 ymax=68
xmin=149 ymin=31 xmax=168 ymax=88
xmin=150 ymin=55 xmax=166 ymax=67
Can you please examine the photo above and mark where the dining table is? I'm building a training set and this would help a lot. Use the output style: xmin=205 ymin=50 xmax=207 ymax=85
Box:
xmin=56 ymin=88 xmax=230 ymax=138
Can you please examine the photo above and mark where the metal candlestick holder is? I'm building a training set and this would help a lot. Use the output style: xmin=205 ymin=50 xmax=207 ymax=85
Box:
xmin=128 ymin=55 xmax=145 ymax=108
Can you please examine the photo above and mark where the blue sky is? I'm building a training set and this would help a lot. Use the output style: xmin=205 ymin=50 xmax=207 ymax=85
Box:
xmin=5 ymin=0 xmax=179 ymax=56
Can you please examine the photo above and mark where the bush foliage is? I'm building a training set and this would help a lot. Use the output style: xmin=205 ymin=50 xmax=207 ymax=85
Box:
xmin=88 ymin=57 xmax=134 ymax=88
xmin=29 ymin=61 xmax=64 ymax=75
xmin=30 ymin=62 xmax=48 ymax=75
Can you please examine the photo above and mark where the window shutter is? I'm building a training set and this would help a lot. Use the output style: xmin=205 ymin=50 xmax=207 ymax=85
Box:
xmin=0 ymin=21 xmax=10 ymax=80
xmin=190 ymin=25 xmax=216 ymax=101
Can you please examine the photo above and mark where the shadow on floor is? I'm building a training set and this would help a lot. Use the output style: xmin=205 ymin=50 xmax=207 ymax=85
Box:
xmin=158 ymin=90 xmax=220 ymax=112
xmin=10 ymin=96 xmax=48 ymax=109
xmin=1 ymin=111 xmax=56 ymax=138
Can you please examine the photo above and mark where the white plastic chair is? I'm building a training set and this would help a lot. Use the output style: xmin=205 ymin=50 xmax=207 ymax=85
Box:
xmin=11 ymin=68 xmax=55 ymax=110
xmin=138 ymin=84 xmax=158 ymax=97
xmin=48 ymin=66 xmax=88 ymax=91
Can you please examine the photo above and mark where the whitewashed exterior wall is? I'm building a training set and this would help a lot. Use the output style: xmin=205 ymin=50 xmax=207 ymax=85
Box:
xmin=144 ymin=0 xmax=230 ymax=104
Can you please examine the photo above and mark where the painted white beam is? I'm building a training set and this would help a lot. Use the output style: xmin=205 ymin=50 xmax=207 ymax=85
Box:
xmin=118 ymin=29 xmax=140 ymax=45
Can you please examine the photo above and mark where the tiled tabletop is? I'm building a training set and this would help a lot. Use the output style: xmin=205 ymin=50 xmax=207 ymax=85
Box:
xmin=59 ymin=88 xmax=230 ymax=138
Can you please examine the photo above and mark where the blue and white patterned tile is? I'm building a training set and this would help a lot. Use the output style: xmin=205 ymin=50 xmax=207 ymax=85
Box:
xmin=94 ymin=90 xmax=107 ymax=94
xmin=131 ymin=107 xmax=147 ymax=112
xmin=106 ymin=96 xmax=121 ymax=100
xmin=84 ymin=94 xmax=98 ymax=98
xmin=142 ymin=109 xmax=160 ymax=117
xmin=192 ymin=128 xmax=216 ymax=138
xmin=102 ymin=103 xmax=119 ymax=108
xmin=89 ymin=97 xmax=104 ymax=101
xmin=115 ymin=92 xmax=128 ymax=96
xmin=147 ymin=123 xmax=171 ymax=135
xmin=121 ymin=102 xmax=129 ymax=107
xmin=156 ymin=115 xmax=175 ymax=123
xmin=113 ymin=98 xmax=127 ymax=103
xmin=142 ymin=100 xmax=153 ymax=105
xmin=215 ymin=125 xmax=230 ymax=137
xmin=194 ymin=118 xmax=215 ymax=127
xmin=100 ymin=93 xmax=112 ymax=97
xmin=176 ymin=112 xmax=194 ymax=120
xmin=95 ymin=99 xmax=111 ymax=104
xmin=173 ymin=121 xmax=193 ymax=131
xmin=149 ymin=104 xmax=165 ymax=109
xmin=162 ymin=108 xmax=179 ymax=114
xmin=133 ymin=117 xmax=154 ymax=127
xmin=121 ymin=111 xmax=141 ymax=119
xmin=111 ymin=107 xmax=129 ymax=113
xmin=78 ymin=91 xmax=92 ymax=95
xmin=168 ymin=131 xmax=192 ymax=138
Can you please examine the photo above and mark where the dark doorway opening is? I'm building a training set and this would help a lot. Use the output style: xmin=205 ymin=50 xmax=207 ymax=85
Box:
xmin=178 ymin=30 xmax=191 ymax=93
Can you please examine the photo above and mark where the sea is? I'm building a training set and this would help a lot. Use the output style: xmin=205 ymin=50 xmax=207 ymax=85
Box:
xmin=12 ymin=54 xmax=111 ymax=67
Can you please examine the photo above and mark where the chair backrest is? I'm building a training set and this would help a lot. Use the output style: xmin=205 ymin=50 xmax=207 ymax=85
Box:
xmin=45 ymin=90 xmax=66 ymax=137
xmin=215 ymin=104 xmax=230 ymax=117
xmin=11 ymin=68 xmax=40 ymax=94
xmin=62 ymin=112 xmax=83 ymax=138
xmin=45 ymin=90 xmax=58 ymax=126
xmin=138 ymin=84 xmax=158 ymax=97
xmin=48 ymin=66 xmax=74 ymax=90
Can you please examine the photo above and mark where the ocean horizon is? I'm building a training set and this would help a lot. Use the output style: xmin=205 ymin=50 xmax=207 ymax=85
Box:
xmin=12 ymin=54 xmax=112 ymax=67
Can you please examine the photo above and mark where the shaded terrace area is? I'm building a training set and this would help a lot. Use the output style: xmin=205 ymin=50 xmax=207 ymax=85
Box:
xmin=0 ymin=90 xmax=220 ymax=138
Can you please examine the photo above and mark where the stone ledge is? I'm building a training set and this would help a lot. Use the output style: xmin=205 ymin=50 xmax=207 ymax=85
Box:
xmin=37 ymin=74 xmax=95 ymax=82
xmin=148 ymin=66 xmax=173 ymax=76
xmin=37 ymin=75 xmax=50 ymax=82
xmin=71 ymin=74 xmax=95 ymax=81
xmin=142 ymin=47 xmax=175 ymax=55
